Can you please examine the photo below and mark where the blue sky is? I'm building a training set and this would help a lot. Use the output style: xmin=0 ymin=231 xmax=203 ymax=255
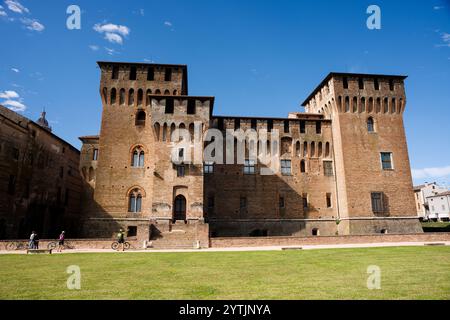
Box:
xmin=0 ymin=0 xmax=449 ymax=186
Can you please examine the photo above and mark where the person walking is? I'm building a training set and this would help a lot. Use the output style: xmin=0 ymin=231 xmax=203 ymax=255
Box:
xmin=117 ymin=229 xmax=125 ymax=252
xmin=29 ymin=231 xmax=36 ymax=249
xmin=34 ymin=233 xmax=40 ymax=249
xmin=57 ymin=231 xmax=65 ymax=252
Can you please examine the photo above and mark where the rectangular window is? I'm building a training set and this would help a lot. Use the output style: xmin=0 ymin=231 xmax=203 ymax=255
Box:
xmin=300 ymin=121 xmax=306 ymax=134
xmin=358 ymin=78 xmax=364 ymax=90
xmin=281 ymin=160 xmax=291 ymax=176
xmin=165 ymin=68 xmax=172 ymax=81
xmin=316 ymin=121 xmax=321 ymax=134
xmin=8 ymin=175 xmax=16 ymax=195
xmin=93 ymin=148 xmax=99 ymax=161
xmin=187 ymin=100 xmax=196 ymax=114
xmin=381 ymin=152 xmax=393 ymax=170
xmin=374 ymin=78 xmax=380 ymax=90
xmin=244 ymin=159 xmax=256 ymax=175
xmin=279 ymin=196 xmax=285 ymax=209
xmin=326 ymin=193 xmax=332 ymax=208
xmin=177 ymin=165 xmax=185 ymax=177
xmin=302 ymin=193 xmax=308 ymax=210
xmin=112 ymin=66 xmax=119 ymax=79
xmin=127 ymin=226 xmax=137 ymax=237
xmin=235 ymin=118 xmax=240 ymax=130
xmin=240 ymin=196 xmax=247 ymax=209
xmin=129 ymin=66 xmax=137 ymax=80
xmin=323 ymin=161 xmax=334 ymax=176
xmin=343 ymin=77 xmax=348 ymax=89
xmin=147 ymin=66 xmax=154 ymax=81
xmin=204 ymin=162 xmax=214 ymax=174
xmin=267 ymin=119 xmax=273 ymax=132
xmin=284 ymin=120 xmax=290 ymax=133
xmin=389 ymin=79 xmax=394 ymax=91
xmin=165 ymin=98 xmax=174 ymax=114
xmin=251 ymin=119 xmax=257 ymax=131
xmin=371 ymin=192 xmax=384 ymax=213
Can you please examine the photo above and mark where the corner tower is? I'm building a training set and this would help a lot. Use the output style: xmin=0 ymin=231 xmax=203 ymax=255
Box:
xmin=302 ymin=73 xmax=422 ymax=234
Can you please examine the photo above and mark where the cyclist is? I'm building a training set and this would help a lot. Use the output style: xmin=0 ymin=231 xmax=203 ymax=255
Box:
xmin=29 ymin=231 xmax=36 ymax=249
xmin=117 ymin=229 xmax=125 ymax=251
xmin=57 ymin=231 xmax=65 ymax=252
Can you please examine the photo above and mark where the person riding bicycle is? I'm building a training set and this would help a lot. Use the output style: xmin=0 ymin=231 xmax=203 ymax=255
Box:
xmin=117 ymin=229 xmax=125 ymax=251
xmin=57 ymin=231 xmax=65 ymax=252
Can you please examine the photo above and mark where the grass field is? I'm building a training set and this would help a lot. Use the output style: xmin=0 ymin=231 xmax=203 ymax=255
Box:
xmin=0 ymin=246 xmax=449 ymax=300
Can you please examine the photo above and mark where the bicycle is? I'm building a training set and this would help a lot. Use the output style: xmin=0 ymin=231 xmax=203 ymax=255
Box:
xmin=111 ymin=241 xmax=131 ymax=251
xmin=5 ymin=241 xmax=29 ymax=251
xmin=47 ymin=241 xmax=75 ymax=250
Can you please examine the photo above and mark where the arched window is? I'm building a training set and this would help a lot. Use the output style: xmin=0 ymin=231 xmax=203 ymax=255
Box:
xmin=173 ymin=195 xmax=186 ymax=222
xmin=88 ymin=167 xmax=95 ymax=182
xmin=154 ymin=123 xmax=160 ymax=141
xmin=368 ymin=97 xmax=374 ymax=113
xmin=318 ymin=142 xmax=323 ymax=157
xmin=303 ymin=141 xmax=308 ymax=157
xmin=137 ymin=89 xmax=143 ymax=106
xmin=179 ymin=123 xmax=186 ymax=130
xmin=295 ymin=141 xmax=301 ymax=157
xmin=367 ymin=117 xmax=375 ymax=133
xmin=170 ymin=123 xmax=176 ymax=142
xmin=360 ymin=97 xmax=366 ymax=113
xmin=110 ymin=88 xmax=117 ymax=105
xmin=162 ymin=123 xmax=168 ymax=141
xmin=338 ymin=96 xmax=342 ymax=112
xmin=383 ymin=98 xmax=389 ymax=113
xmin=135 ymin=110 xmax=146 ymax=126
xmin=128 ymin=89 xmax=135 ymax=106
xmin=102 ymin=87 xmax=108 ymax=104
xmin=146 ymin=89 xmax=152 ymax=106
xmin=128 ymin=188 xmax=142 ymax=213
xmin=391 ymin=98 xmax=396 ymax=113
xmin=310 ymin=142 xmax=315 ymax=157
xmin=345 ymin=97 xmax=350 ymax=112
xmin=119 ymin=89 xmax=125 ymax=105
xmin=189 ymin=123 xmax=195 ymax=141
xmin=399 ymin=98 xmax=403 ymax=113
xmin=155 ymin=89 xmax=161 ymax=95
xmin=300 ymin=160 xmax=306 ymax=173
xmin=325 ymin=142 xmax=330 ymax=158
xmin=376 ymin=98 xmax=381 ymax=113
xmin=164 ymin=89 xmax=170 ymax=95
xmin=173 ymin=90 xmax=177 ymax=95
xmin=131 ymin=147 xmax=145 ymax=167
xmin=352 ymin=97 xmax=358 ymax=113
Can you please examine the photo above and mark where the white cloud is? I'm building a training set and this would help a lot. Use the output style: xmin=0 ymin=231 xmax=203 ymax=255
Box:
xmin=89 ymin=44 xmax=99 ymax=51
xmin=93 ymin=23 xmax=130 ymax=45
xmin=164 ymin=21 xmax=172 ymax=27
xmin=412 ymin=166 xmax=450 ymax=179
xmin=5 ymin=0 xmax=29 ymax=14
xmin=2 ymin=100 xmax=26 ymax=112
xmin=104 ymin=47 xmax=118 ymax=55
xmin=11 ymin=68 xmax=19 ymax=73
xmin=104 ymin=32 xmax=123 ymax=44
xmin=21 ymin=18 xmax=45 ymax=32
xmin=434 ymin=6 xmax=444 ymax=10
xmin=0 ymin=90 xmax=19 ymax=99
xmin=0 ymin=5 xmax=7 ymax=17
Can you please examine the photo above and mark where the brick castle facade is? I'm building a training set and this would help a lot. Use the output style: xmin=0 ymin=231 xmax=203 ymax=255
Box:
xmin=76 ymin=61 xmax=422 ymax=246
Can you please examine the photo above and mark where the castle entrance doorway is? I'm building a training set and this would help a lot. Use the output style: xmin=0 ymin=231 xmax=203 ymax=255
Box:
xmin=173 ymin=195 xmax=186 ymax=222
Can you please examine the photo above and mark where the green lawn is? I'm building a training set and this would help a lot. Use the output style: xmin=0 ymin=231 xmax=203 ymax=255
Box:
xmin=422 ymin=222 xmax=450 ymax=232
xmin=1 ymin=246 xmax=449 ymax=300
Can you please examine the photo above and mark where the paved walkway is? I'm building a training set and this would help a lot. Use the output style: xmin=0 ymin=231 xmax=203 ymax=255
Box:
xmin=0 ymin=241 xmax=448 ymax=254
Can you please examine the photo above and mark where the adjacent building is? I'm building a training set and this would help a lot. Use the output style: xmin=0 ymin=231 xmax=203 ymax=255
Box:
xmin=0 ymin=105 xmax=83 ymax=239
xmin=78 ymin=61 xmax=423 ymax=245
xmin=414 ymin=182 xmax=449 ymax=220
xmin=427 ymin=191 xmax=450 ymax=221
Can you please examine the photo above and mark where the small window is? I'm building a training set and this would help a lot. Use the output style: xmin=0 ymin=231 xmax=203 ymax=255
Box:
xmin=135 ymin=111 xmax=146 ymax=126
xmin=235 ymin=118 xmax=240 ymax=130
xmin=218 ymin=118 xmax=224 ymax=131
xmin=300 ymin=160 xmax=306 ymax=173
xmin=300 ymin=121 xmax=306 ymax=134
xmin=165 ymin=98 xmax=174 ymax=114
xmin=316 ymin=121 xmax=321 ymax=134
xmin=187 ymin=100 xmax=196 ymax=115
xmin=381 ymin=152 xmax=393 ymax=170
xmin=110 ymin=88 xmax=116 ymax=105
xmin=244 ymin=159 xmax=256 ymax=175
xmin=326 ymin=193 xmax=332 ymax=208
xmin=112 ymin=66 xmax=119 ymax=80
xmin=302 ymin=194 xmax=308 ymax=210
xmin=343 ymin=77 xmax=348 ymax=89
xmin=367 ymin=117 xmax=375 ymax=132
xmin=129 ymin=189 xmax=142 ymax=213
xmin=279 ymin=196 xmax=285 ymax=209
xmin=267 ymin=119 xmax=273 ymax=132
xmin=323 ymin=161 xmax=333 ymax=176
xmin=131 ymin=147 xmax=145 ymax=167
xmin=284 ymin=120 xmax=290 ymax=133
xmin=374 ymin=78 xmax=380 ymax=90
xmin=251 ymin=119 xmax=257 ymax=131
xmin=358 ymin=78 xmax=364 ymax=90
xmin=204 ymin=162 xmax=214 ymax=174
xmin=177 ymin=165 xmax=185 ymax=177
xmin=371 ymin=192 xmax=384 ymax=213
xmin=389 ymin=79 xmax=394 ymax=91
xmin=165 ymin=68 xmax=172 ymax=81
xmin=312 ymin=228 xmax=319 ymax=236
xmin=129 ymin=66 xmax=137 ymax=80
xmin=147 ymin=67 xmax=154 ymax=81
xmin=281 ymin=160 xmax=291 ymax=176
xmin=127 ymin=226 xmax=137 ymax=237
xmin=93 ymin=148 xmax=99 ymax=161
